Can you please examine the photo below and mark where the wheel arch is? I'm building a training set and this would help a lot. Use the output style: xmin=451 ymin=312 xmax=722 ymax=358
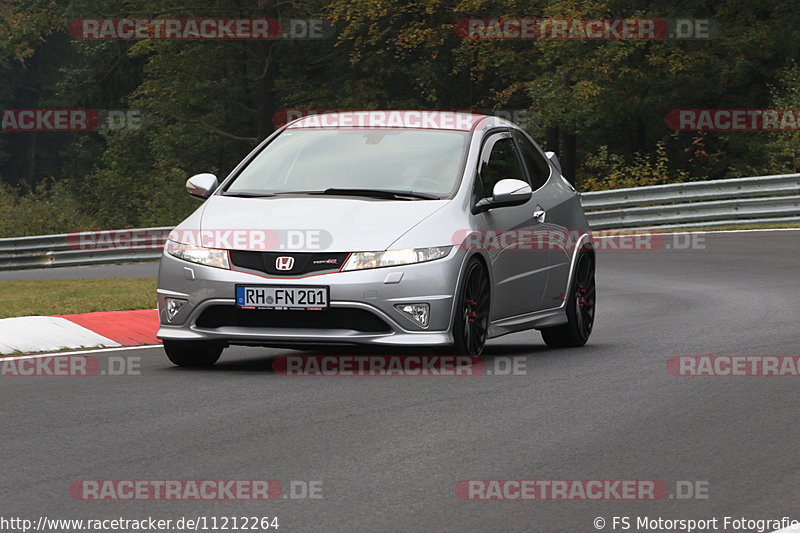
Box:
xmin=560 ymin=232 xmax=594 ymax=311
xmin=445 ymin=250 xmax=493 ymax=338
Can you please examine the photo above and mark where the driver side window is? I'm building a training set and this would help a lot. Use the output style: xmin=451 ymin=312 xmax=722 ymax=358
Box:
xmin=477 ymin=135 xmax=527 ymax=198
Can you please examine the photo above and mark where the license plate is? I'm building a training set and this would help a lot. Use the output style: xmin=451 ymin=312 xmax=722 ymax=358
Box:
xmin=236 ymin=286 xmax=328 ymax=310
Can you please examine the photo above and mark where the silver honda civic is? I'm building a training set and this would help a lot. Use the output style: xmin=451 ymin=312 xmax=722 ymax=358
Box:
xmin=157 ymin=111 xmax=595 ymax=366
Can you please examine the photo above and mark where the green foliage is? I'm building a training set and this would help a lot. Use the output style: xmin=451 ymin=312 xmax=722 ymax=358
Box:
xmin=0 ymin=0 xmax=62 ymax=67
xmin=2 ymin=0 xmax=800 ymax=235
xmin=580 ymin=142 xmax=692 ymax=191
xmin=766 ymin=63 xmax=800 ymax=174
xmin=0 ymin=179 xmax=98 ymax=237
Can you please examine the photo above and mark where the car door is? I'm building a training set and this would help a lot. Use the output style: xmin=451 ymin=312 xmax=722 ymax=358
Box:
xmin=475 ymin=131 xmax=551 ymax=319
xmin=512 ymin=129 xmax=573 ymax=308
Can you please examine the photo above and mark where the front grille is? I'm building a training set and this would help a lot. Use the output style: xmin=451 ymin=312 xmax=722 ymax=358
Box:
xmin=229 ymin=250 xmax=350 ymax=276
xmin=196 ymin=305 xmax=392 ymax=333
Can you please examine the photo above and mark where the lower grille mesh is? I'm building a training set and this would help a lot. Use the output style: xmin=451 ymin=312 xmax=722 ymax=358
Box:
xmin=196 ymin=306 xmax=391 ymax=333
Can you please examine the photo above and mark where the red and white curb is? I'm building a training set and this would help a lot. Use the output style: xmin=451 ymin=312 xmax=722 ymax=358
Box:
xmin=0 ymin=309 xmax=160 ymax=355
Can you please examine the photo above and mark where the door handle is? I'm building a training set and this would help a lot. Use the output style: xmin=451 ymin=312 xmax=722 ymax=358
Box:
xmin=533 ymin=205 xmax=546 ymax=222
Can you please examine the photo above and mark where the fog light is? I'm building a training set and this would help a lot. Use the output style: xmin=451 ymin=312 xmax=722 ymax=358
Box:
xmin=165 ymin=298 xmax=188 ymax=322
xmin=394 ymin=303 xmax=430 ymax=328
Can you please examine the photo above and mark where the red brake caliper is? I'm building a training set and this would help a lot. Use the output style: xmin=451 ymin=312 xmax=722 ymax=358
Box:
xmin=578 ymin=286 xmax=586 ymax=308
xmin=468 ymin=299 xmax=478 ymax=323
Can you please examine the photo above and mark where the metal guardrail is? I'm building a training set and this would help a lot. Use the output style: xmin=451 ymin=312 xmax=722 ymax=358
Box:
xmin=581 ymin=173 xmax=800 ymax=229
xmin=0 ymin=228 xmax=170 ymax=270
xmin=0 ymin=173 xmax=798 ymax=270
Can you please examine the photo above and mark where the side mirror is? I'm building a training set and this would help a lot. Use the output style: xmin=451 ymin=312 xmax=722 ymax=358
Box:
xmin=544 ymin=151 xmax=561 ymax=173
xmin=475 ymin=179 xmax=532 ymax=213
xmin=186 ymin=173 xmax=219 ymax=200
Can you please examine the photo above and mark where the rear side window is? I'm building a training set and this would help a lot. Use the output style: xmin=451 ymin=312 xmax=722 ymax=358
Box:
xmin=477 ymin=135 xmax=527 ymax=198
xmin=513 ymin=130 xmax=551 ymax=190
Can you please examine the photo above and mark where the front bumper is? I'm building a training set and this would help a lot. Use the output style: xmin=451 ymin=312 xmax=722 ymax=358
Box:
xmin=156 ymin=250 xmax=466 ymax=347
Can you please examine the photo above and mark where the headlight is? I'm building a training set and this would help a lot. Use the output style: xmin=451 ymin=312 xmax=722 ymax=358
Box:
xmin=165 ymin=240 xmax=230 ymax=269
xmin=342 ymin=246 xmax=452 ymax=271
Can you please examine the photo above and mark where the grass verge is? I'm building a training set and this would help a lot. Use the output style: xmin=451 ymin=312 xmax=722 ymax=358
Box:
xmin=0 ymin=277 xmax=156 ymax=319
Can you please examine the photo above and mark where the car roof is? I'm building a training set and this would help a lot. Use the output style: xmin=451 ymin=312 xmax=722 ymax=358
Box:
xmin=285 ymin=110 xmax=496 ymax=132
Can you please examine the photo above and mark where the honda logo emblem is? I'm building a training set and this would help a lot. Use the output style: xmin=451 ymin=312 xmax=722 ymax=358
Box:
xmin=275 ymin=256 xmax=295 ymax=271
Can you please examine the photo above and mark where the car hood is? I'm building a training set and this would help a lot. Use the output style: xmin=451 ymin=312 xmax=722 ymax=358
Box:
xmin=191 ymin=195 xmax=450 ymax=252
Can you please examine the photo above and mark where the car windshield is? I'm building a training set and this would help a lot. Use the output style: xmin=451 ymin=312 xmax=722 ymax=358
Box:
xmin=225 ymin=128 xmax=470 ymax=198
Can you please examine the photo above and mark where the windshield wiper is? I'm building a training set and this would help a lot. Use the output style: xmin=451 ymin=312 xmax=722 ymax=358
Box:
xmin=224 ymin=188 xmax=442 ymax=200
xmin=312 ymin=188 xmax=441 ymax=200
xmin=222 ymin=190 xmax=277 ymax=198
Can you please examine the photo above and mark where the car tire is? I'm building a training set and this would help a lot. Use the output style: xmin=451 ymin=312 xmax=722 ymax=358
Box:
xmin=541 ymin=248 xmax=595 ymax=348
xmin=163 ymin=340 xmax=224 ymax=367
xmin=447 ymin=257 xmax=491 ymax=355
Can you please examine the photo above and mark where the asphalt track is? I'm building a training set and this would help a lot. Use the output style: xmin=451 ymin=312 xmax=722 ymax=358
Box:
xmin=1 ymin=231 xmax=799 ymax=532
